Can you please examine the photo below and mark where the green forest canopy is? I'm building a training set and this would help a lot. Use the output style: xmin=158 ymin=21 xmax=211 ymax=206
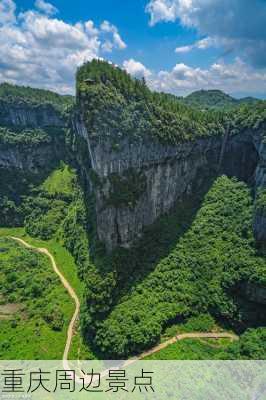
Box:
xmin=76 ymin=60 xmax=266 ymax=144
xmin=91 ymin=176 xmax=266 ymax=357
xmin=0 ymin=83 xmax=74 ymax=112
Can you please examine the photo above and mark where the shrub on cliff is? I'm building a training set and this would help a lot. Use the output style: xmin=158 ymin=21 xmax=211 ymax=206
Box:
xmin=0 ymin=127 xmax=52 ymax=146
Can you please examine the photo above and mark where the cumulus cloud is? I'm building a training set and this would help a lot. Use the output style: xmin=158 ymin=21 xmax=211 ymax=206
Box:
xmin=122 ymin=56 xmax=266 ymax=96
xmin=175 ymin=37 xmax=220 ymax=53
xmin=34 ymin=0 xmax=58 ymax=16
xmin=151 ymin=58 xmax=266 ymax=96
xmin=100 ymin=20 xmax=127 ymax=52
xmin=175 ymin=44 xmax=194 ymax=53
xmin=0 ymin=0 xmax=16 ymax=25
xmin=146 ymin=0 xmax=179 ymax=26
xmin=146 ymin=0 xmax=266 ymax=68
xmin=0 ymin=0 xmax=126 ymax=93
xmin=123 ymin=59 xmax=152 ymax=79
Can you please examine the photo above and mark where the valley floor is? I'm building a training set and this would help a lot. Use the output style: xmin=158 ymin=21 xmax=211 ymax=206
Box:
xmin=0 ymin=228 xmax=240 ymax=361
xmin=0 ymin=175 xmax=265 ymax=361
xmin=0 ymin=227 xmax=94 ymax=360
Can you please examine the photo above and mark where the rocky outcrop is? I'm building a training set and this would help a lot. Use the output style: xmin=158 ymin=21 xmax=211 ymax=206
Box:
xmin=252 ymin=133 xmax=266 ymax=244
xmin=243 ymin=282 xmax=266 ymax=305
xmin=253 ymin=211 xmax=266 ymax=244
xmin=0 ymin=142 xmax=63 ymax=174
xmin=0 ymin=100 xmax=67 ymax=175
xmin=0 ymin=100 xmax=66 ymax=128
xmin=74 ymin=115 xmax=260 ymax=251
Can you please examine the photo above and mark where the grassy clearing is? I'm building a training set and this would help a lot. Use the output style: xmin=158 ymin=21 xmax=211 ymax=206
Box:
xmin=0 ymin=236 xmax=73 ymax=359
xmin=41 ymin=163 xmax=75 ymax=196
xmin=0 ymin=227 xmax=94 ymax=360
xmin=144 ymin=338 xmax=232 ymax=360
xmin=159 ymin=314 xmax=235 ymax=343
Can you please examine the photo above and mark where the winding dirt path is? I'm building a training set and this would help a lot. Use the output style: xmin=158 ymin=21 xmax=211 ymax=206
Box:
xmin=9 ymin=236 xmax=239 ymax=367
xmin=10 ymin=236 xmax=80 ymax=361
xmin=135 ymin=332 xmax=239 ymax=360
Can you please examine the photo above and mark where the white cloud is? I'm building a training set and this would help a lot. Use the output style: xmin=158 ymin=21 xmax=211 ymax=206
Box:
xmin=151 ymin=58 xmax=266 ymax=96
xmin=0 ymin=0 xmax=16 ymax=25
xmin=175 ymin=44 xmax=194 ymax=53
xmin=85 ymin=20 xmax=99 ymax=36
xmin=34 ymin=0 xmax=58 ymax=16
xmin=196 ymin=37 xmax=216 ymax=50
xmin=175 ymin=37 xmax=219 ymax=53
xmin=146 ymin=0 xmax=266 ymax=68
xmin=146 ymin=0 xmax=178 ymax=26
xmin=0 ymin=1 xmax=126 ymax=94
xmin=100 ymin=20 xmax=127 ymax=52
xmin=146 ymin=0 xmax=196 ymax=26
xmin=122 ymin=57 xmax=266 ymax=97
xmin=123 ymin=59 xmax=152 ymax=79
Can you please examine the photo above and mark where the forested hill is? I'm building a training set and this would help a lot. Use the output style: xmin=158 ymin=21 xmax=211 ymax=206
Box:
xmin=0 ymin=60 xmax=266 ymax=360
xmin=0 ymin=83 xmax=74 ymax=129
xmin=0 ymin=83 xmax=74 ymax=113
xmin=76 ymin=60 xmax=265 ymax=145
xmin=182 ymin=89 xmax=259 ymax=110
xmin=0 ymin=83 xmax=72 ymax=225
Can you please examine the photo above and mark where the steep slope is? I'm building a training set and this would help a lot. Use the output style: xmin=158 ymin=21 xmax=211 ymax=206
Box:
xmin=73 ymin=60 xmax=265 ymax=251
xmin=0 ymin=83 xmax=73 ymax=127
xmin=0 ymin=84 xmax=72 ymax=227
xmin=93 ymin=176 xmax=266 ymax=357
xmin=0 ymin=64 xmax=265 ymax=360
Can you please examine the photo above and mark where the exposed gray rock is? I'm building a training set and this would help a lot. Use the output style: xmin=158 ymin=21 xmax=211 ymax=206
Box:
xmin=253 ymin=133 xmax=266 ymax=244
xmin=0 ymin=101 xmax=66 ymax=128
xmin=73 ymin=116 xmax=260 ymax=251
xmin=253 ymin=211 xmax=266 ymax=244
xmin=0 ymin=101 xmax=67 ymax=174
xmin=0 ymin=142 xmax=63 ymax=174
xmin=242 ymin=282 xmax=266 ymax=305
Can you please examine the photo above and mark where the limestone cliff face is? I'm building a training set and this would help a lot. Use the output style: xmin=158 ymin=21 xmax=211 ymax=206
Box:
xmin=0 ymin=141 xmax=63 ymax=174
xmin=0 ymin=100 xmax=66 ymax=128
xmin=0 ymin=100 xmax=67 ymax=175
xmin=253 ymin=134 xmax=266 ymax=244
xmin=74 ymin=115 xmax=259 ymax=251
xmin=243 ymin=282 xmax=266 ymax=305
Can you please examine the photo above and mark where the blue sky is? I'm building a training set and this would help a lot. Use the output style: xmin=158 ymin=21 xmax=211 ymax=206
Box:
xmin=1 ymin=0 xmax=266 ymax=98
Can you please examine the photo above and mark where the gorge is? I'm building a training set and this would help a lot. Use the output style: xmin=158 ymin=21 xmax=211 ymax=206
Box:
xmin=0 ymin=60 xmax=266 ymax=358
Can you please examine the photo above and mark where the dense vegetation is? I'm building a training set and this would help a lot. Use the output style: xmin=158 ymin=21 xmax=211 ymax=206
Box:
xmin=183 ymin=89 xmax=259 ymax=110
xmin=223 ymin=327 xmax=266 ymax=359
xmin=107 ymin=169 xmax=147 ymax=208
xmin=145 ymin=314 xmax=266 ymax=360
xmin=76 ymin=60 xmax=266 ymax=144
xmin=145 ymin=338 xmax=233 ymax=360
xmin=2 ymin=163 xmax=265 ymax=360
xmin=255 ymin=188 xmax=266 ymax=216
xmin=0 ymin=237 xmax=72 ymax=359
xmin=0 ymin=64 xmax=266 ymax=361
xmin=145 ymin=328 xmax=266 ymax=360
xmin=0 ymin=167 xmax=45 ymax=227
xmin=0 ymin=126 xmax=52 ymax=145
xmin=88 ymin=176 xmax=266 ymax=357
xmin=6 ymin=163 xmax=117 ymax=343
xmin=0 ymin=83 xmax=74 ymax=112
xmin=24 ymin=164 xmax=76 ymax=240
xmin=77 ymin=61 xmax=225 ymax=143
xmin=0 ymin=139 xmax=67 ymax=229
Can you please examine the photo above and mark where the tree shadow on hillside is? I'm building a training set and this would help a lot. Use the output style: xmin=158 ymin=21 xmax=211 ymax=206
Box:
xmin=90 ymin=171 xmax=218 ymax=308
